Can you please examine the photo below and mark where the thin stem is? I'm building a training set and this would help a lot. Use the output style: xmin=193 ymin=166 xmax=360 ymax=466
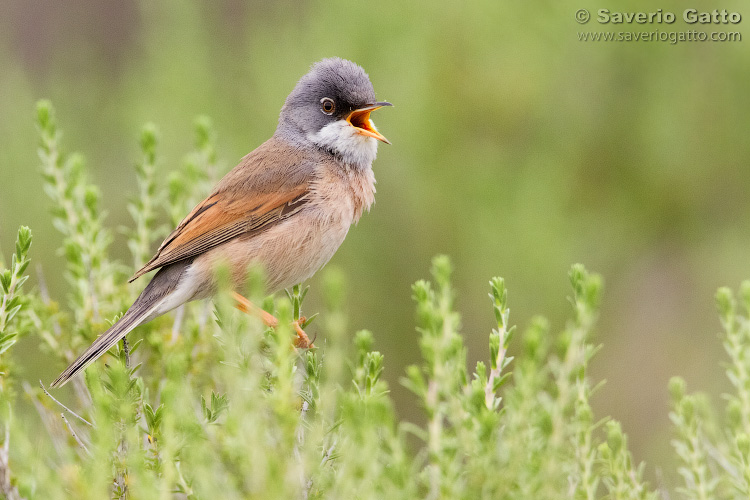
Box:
xmin=61 ymin=414 xmax=91 ymax=457
xmin=39 ymin=380 xmax=93 ymax=427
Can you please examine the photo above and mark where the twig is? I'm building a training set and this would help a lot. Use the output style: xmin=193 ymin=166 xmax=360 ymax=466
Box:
xmin=320 ymin=442 xmax=336 ymax=467
xmin=704 ymin=438 xmax=740 ymax=484
xmin=39 ymin=380 xmax=93 ymax=427
xmin=304 ymin=442 xmax=337 ymax=499
xmin=485 ymin=328 xmax=507 ymax=410
xmin=655 ymin=467 xmax=671 ymax=500
xmin=3 ymin=408 xmax=8 ymax=454
xmin=36 ymin=264 xmax=61 ymax=337
xmin=122 ymin=337 xmax=130 ymax=369
xmin=61 ymin=414 xmax=91 ymax=457
xmin=0 ymin=405 xmax=25 ymax=500
xmin=295 ymin=399 xmax=311 ymax=491
xmin=88 ymin=269 xmax=100 ymax=322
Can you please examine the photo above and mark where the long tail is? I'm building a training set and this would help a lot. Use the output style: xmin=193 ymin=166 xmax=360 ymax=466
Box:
xmin=51 ymin=259 xmax=193 ymax=388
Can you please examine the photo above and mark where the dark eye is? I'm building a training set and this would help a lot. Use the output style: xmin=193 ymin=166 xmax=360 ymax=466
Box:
xmin=320 ymin=97 xmax=335 ymax=115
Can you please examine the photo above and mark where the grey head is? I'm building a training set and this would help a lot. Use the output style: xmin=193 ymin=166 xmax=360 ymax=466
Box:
xmin=276 ymin=58 xmax=391 ymax=168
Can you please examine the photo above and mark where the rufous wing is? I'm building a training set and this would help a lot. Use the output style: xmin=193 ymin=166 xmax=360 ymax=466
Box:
xmin=129 ymin=136 xmax=320 ymax=282
xmin=129 ymin=185 xmax=309 ymax=282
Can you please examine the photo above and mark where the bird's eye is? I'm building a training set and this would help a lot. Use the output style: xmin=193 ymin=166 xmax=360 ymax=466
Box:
xmin=320 ymin=98 xmax=335 ymax=115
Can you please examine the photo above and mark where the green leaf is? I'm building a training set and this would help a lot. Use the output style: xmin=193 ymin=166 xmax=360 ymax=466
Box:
xmin=144 ymin=402 xmax=164 ymax=436
xmin=299 ymin=312 xmax=318 ymax=329
xmin=0 ymin=270 xmax=10 ymax=293
xmin=0 ymin=333 xmax=17 ymax=355
xmin=15 ymin=274 xmax=29 ymax=291
xmin=36 ymin=100 xmax=54 ymax=131
xmin=203 ymin=391 xmax=229 ymax=423
xmin=5 ymin=304 xmax=22 ymax=325
xmin=17 ymin=259 xmax=30 ymax=276
xmin=140 ymin=123 xmax=158 ymax=158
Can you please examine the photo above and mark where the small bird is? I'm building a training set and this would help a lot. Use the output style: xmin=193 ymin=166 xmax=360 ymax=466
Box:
xmin=52 ymin=58 xmax=391 ymax=387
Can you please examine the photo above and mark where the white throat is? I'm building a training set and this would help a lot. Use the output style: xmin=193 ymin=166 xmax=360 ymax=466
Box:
xmin=308 ymin=120 xmax=378 ymax=169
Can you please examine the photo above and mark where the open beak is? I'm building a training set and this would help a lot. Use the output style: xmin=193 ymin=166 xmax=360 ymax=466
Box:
xmin=346 ymin=101 xmax=392 ymax=144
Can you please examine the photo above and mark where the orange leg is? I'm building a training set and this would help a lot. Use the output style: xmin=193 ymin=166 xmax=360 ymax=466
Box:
xmin=233 ymin=292 xmax=313 ymax=348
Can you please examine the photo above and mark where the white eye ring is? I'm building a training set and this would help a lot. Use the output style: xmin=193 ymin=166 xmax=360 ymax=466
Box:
xmin=320 ymin=97 xmax=335 ymax=115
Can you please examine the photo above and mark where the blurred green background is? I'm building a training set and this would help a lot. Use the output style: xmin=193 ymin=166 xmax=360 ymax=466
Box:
xmin=1 ymin=0 xmax=749 ymax=477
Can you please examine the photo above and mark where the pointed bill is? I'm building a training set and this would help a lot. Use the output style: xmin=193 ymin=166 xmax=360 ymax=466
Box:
xmin=346 ymin=101 xmax=392 ymax=144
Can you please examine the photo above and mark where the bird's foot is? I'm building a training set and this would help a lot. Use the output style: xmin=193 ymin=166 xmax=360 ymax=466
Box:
xmin=293 ymin=319 xmax=314 ymax=348
xmin=233 ymin=292 xmax=315 ymax=349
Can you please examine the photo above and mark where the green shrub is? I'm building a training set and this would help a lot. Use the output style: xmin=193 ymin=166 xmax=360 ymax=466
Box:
xmin=0 ymin=101 xmax=748 ymax=499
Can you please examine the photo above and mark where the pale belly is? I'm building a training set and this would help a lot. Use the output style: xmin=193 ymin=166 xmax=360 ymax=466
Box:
xmin=191 ymin=205 xmax=353 ymax=296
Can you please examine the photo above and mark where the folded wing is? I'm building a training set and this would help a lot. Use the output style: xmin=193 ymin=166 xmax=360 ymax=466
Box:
xmin=130 ymin=138 xmax=314 ymax=282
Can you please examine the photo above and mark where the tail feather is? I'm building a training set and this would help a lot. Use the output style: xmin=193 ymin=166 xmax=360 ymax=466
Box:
xmin=50 ymin=301 xmax=159 ymax=388
xmin=51 ymin=258 xmax=193 ymax=388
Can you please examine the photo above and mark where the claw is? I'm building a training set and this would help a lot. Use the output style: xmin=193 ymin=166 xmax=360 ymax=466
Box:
xmin=293 ymin=321 xmax=313 ymax=348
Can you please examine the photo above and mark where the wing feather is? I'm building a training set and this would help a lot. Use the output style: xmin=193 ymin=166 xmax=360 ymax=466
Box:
xmin=129 ymin=138 xmax=316 ymax=282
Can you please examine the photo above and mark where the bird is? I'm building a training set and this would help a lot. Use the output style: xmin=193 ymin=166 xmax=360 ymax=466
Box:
xmin=51 ymin=58 xmax=391 ymax=388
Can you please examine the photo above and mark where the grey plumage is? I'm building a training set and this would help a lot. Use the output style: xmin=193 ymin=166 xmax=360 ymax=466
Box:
xmin=278 ymin=58 xmax=378 ymax=141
